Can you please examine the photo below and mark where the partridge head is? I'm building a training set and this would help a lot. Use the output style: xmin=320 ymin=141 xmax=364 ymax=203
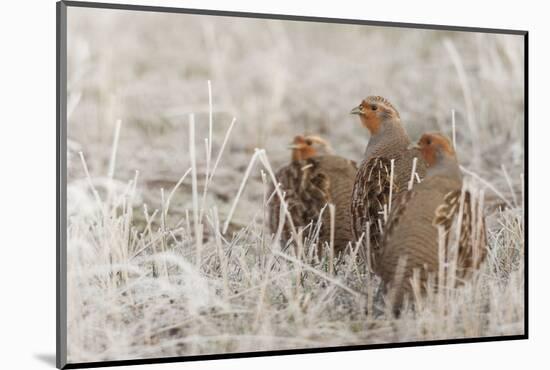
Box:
xmin=413 ymin=132 xmax=461 ymax=180
xmin=289 ymin=135 xmax=333 ymax=161
xmin=350 ymin=96 xmax=401 ymax=135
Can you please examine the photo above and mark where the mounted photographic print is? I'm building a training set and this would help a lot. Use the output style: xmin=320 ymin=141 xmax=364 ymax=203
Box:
xmin=56 ymin=1 xmax=528 ymax=368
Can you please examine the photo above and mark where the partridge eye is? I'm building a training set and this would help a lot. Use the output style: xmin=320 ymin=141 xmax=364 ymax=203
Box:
xmin=371 ymin=105 xmax=377 ymax=111
xmin=426 ymin=139 xmax=432 ymax=145
xmin=305 ymin=139 xmax=313 ymax=145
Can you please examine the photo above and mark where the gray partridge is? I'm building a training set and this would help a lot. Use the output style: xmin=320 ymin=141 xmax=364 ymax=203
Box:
xmin=350 ymin=96 xmax=427 ymax=269
xmin=269 ymin=135 xmax=357 ymax=256
xmin=378 ymin=133 xmax=487 ymax=313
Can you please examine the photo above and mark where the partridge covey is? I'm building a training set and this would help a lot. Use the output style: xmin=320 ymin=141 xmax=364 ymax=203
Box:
xmin=350 ymin=96 xmax=427 ymax=269
xmin=378 ymin=133 xmax=487 ymax=312
xmin=269 ymin=135 xmax=357 ymax=256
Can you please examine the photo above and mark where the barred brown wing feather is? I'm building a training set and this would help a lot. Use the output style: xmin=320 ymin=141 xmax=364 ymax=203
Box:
xmin=351 ymin=156 xmax=399 ymax=260
xmin=300 ymin=170 xmax=332 ymax=225
xmin=433 ymin=189 xmax=487 ymax=276
xmin=269 ymin=159 xmax=331 ymax=244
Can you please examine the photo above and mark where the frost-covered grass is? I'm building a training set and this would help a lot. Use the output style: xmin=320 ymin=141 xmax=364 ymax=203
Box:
xmin=66 ymin=8 xmax=524 ymax=363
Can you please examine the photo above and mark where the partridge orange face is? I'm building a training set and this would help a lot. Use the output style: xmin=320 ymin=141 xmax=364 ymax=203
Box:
xmin=350 ymin=96 xmax=399 ymax=135
xmin=416 ymin=133 xmax=456 ymax=167
xmin=289 ymin=135 xmax=332 ymax=161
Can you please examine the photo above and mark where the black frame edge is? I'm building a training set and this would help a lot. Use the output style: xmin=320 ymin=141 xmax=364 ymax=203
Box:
xmin=57 ymin=1 xmax=68 ymax=369
xmin=523 ymin=32 xmax=529 ymax=339
xmin=58 ymin=1 xmax=528 ymax=369
xmin=62 ymin=335 xmax=527 ymax=369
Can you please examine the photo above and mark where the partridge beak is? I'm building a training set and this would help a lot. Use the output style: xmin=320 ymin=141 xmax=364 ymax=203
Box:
xmin=408 ymin=143 xmax=421 ymax=150
xmin=350 ymin=106 xmax=363 ymax=115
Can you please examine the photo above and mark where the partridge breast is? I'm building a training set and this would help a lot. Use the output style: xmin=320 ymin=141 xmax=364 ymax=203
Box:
xmin=351 ymin=145 xmax=426 ymax=267
xmin=379 ymin=175 xmax=487 ymax=311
